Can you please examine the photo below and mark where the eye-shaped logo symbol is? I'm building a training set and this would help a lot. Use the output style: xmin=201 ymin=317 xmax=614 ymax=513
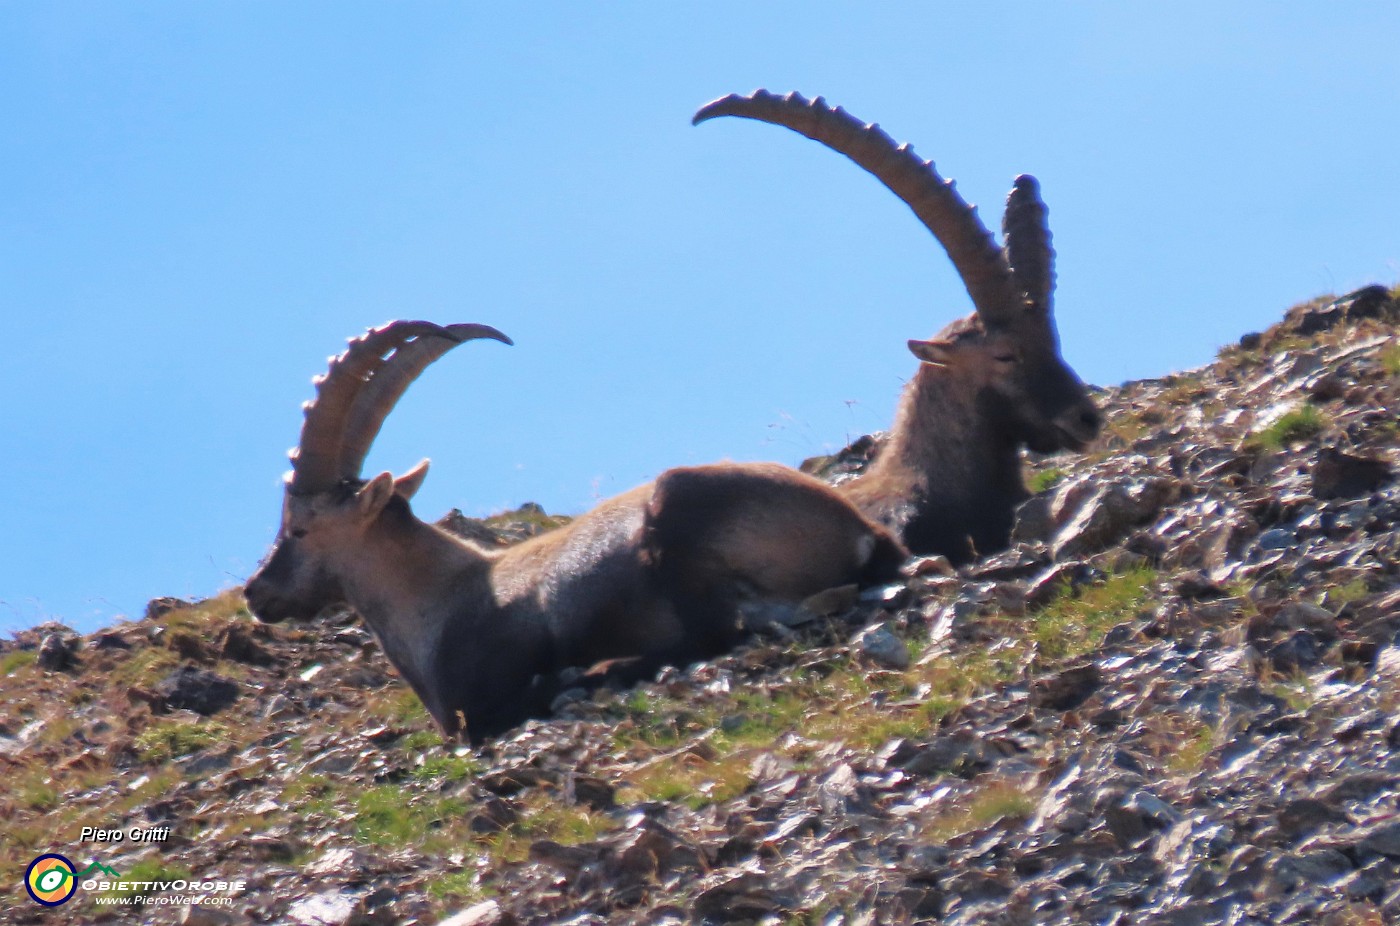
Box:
xmin=25 ymin=854 xmax=78 ymax=906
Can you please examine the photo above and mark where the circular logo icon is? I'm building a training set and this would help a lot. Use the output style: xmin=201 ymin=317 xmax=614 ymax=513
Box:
xmin=25 ymin=854 xmax=78 ymax=906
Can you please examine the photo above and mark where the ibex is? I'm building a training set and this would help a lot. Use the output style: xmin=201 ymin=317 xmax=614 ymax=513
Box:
xmin=244 ymin=320 xmax=906 ymax=743
xmin=695 ymin=90 xmax=1103 ymax=563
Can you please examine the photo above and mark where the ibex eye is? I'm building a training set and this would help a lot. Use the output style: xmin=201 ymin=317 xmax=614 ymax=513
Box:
xmin=290 ymin=529 xmax=308 ymax=539
xmin=994 ymin=354 xmax=1018 ymax=363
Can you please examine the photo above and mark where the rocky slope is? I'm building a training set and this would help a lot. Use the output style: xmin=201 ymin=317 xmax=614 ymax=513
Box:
xmin=2 ymin=288 xmax=1398 ymax=926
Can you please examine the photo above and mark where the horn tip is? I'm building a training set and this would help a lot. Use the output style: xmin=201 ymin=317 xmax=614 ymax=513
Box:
xmin=692 ymin=93 xmax=742 ymax=125
xmin=693 ymin=88 xmax=796 ymax=125
xmin=444 ymin=322 xmax=514 ymax=347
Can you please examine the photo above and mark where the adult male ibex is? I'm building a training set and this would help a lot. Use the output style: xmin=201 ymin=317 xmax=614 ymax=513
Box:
xmin=695 ymin=90 xmax=1103 ymax=563
xmin=244 ymin=320 xmax=906 ymax=743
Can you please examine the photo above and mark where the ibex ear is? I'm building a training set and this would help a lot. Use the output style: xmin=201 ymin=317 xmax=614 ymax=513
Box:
xmin=356 ymin=472 xmax=398 ymax=519
xmin=908 ymin=338 xmax=957 ymax=367
xmin=393 ymin=459 xmax=431 ymax=500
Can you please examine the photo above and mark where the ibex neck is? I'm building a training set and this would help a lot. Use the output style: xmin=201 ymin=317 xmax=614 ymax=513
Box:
xmin=850 ymin=365 xmax=1026 ymax=560
xmin=882 ymin=367 xmax=1019 ymax=486
xmin=339 ymin=516 xmax=493 ymax=724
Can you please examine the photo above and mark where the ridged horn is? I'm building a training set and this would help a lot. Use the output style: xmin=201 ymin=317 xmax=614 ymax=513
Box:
xmin=1002 ymin=175 xmax=1054 ymax=314
xmin=694 ymin=89 xmax=1025 ymax=325
xmin=289 ymin=321 xmax=508 ymax=494
xmin=337 ymin=322 xmax=512 ymax=480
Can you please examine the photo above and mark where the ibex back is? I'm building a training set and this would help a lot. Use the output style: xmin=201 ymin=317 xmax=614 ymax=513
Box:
xmin=244 ymin=321 xmax=906 ymax=743
xmin=696 ymin=91 xmax=1102 ymax=563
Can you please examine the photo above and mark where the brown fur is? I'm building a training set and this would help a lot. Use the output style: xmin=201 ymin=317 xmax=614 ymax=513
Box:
xmin=245 ymin=328 xmax=907 ymax=744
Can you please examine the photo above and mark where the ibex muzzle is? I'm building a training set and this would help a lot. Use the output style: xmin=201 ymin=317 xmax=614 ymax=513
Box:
xmin=696 ymin=91 xmax=1102 ymax=562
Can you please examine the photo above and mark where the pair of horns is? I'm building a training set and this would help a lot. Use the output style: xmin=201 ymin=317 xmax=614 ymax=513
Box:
xmin=693 ymin=90 xmax=1054 ymax=323
xmin=289 ymin=321 xmax=512 ymax=494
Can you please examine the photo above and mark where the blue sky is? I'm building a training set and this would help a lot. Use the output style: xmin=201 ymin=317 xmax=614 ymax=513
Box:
xmin=3 ymin=4 xmax=1398 ymax=633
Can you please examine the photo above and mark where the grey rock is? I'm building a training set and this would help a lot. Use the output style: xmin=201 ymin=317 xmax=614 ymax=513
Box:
xmin=286 ymin=890 xmax=358 ymax=926
xmin=853 ymin=623 xmax=909 ymax=669
xmin=740 ymin=599 xmax=817 ymax=631
xmin=1257 ymin=528 xmax=1296 ymax=550
xmin=1276 ymin=798 xmax=1347 ymax=838
xmin=1312 ymin=447 xmax=1393 ymax=499
xmin=1012 ymin=493 xmax=1056 ymax=543
xmin=37 ymin=632 xmax=77 ymax=671
xmin=305 ymin=847 xmax=371 ymax=879
xmin=145 ymin=595 xmax=194 ymax=621
xmin=436 ymin=901 xmax=505 ymax=926
xmin=1320 ymin=773 xmax=1397 ymax=804
xmin=1336 ymin=862 xmax=1393 ymax=901
xmin=1358 ymin=820 xmax=1400 ymax=858
xmin=156 ymin=666 xmax=240 ymax=715
xmin=179 ymin=904 xmax=239 ymax=926
xmin=1270 ymin=849 xmax=1353 ymax=889
xmin=1030 ymin=662 xmax=1101 ymax=711
xmin=691 ymin=873 xmax=794 ymax=921
xmin=897 ymin=732 xmax=988 ymax=777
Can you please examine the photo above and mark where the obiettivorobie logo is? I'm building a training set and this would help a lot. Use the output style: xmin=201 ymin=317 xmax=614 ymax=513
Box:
xmin=24 ymin=855 xmax=121 ymax=906
xmin=24 ymin=852 xmax=245 ymax=910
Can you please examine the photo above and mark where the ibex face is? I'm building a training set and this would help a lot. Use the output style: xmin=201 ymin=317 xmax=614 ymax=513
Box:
xmin=245 ymin=465 xmax=428 ymax=623
xmin=909 ymin=310 xmax=1100 ymax=456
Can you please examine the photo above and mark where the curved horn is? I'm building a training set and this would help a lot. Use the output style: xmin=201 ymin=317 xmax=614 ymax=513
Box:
xmin=1002 ymin=175 xmax=1054 ymax=314
xmin=694 ymin=90 xmax=1025 ymax=325
xmin=290 ymin=321 xmax=448 ymax=494
xmin=337 ymin=322 xmax=512 ymax=480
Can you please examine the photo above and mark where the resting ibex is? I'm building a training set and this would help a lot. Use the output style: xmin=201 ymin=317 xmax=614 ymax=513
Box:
xmin=695 ymin=90 xmax=1103 ymax=563
xmin=244 ymin=321 xmax=906 ymax=743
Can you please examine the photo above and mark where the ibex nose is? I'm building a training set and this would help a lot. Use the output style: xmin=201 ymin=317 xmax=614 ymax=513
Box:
xmin=1054 ymin=402 xmax=1102 ymax=448
xmin=242 ymin=580 xmax=280 ymax=623
xmin=1078 ymin=406 xmax=1102 ymax=434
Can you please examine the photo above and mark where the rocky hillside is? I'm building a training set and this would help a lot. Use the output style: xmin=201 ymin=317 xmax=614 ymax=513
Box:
xmin=2 ymin=288 xmax=1398 ymax=926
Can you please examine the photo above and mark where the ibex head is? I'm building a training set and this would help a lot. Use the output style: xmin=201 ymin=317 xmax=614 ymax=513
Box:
xmin=694 ymin=91 xmax=1101 ymax=455
xmin=245 ymin=321 xmax=511 ymax=623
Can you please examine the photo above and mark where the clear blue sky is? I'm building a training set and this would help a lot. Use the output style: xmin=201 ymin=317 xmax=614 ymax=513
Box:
xmin=3 ymin=4 xmax=1398 ymax=633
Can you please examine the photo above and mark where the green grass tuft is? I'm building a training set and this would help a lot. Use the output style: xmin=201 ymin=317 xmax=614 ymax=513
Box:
xmin=0 ymin=651 xmax=37 ymax=676
xmin=412 ymin=753 xmax=481 ymax=783
xmin=133 ymin=720 xmax=227 ymax=763
xmin=1381 ymin=343 xmax=1400 ymax=376
xmin=1027 ymin=467 xmax=1066 ymax=494
xmin=354 ymin=786 xmax=468 ymax=847
xmin=1246 ymin=405 xmax=1326 ymax=452
xmin=1325 ymin=579 xmax=1370 ymax=610
xmin=1031 ymin=565 xmax=1156 ymax=663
